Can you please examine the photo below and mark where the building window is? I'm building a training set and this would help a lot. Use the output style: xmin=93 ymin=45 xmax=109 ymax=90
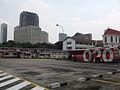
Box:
xmin=80 ymin=42 xmax=83 ymax=44
xmin=111 ymin=36 xmax=113 ymax=43
xmin=67 ymin=42 xmax=72 ymax=45
xmin=13 ymin=53 xmax=17 ymax=55
xmin=76 ymin=41 xmax=79 ymax=44
xmin=67 ymin=47 xmax=72 ymax=50
xmin=5 ymin=53 xmax=9 ymax=55
xmin=105 ymin=36 xmax=107 ymax=43
xmin=105 ymin=43 xmax=108 ymax=45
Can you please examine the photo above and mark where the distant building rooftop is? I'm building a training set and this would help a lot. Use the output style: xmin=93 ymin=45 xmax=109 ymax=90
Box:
xmin=72 ymin=37 xmax=96 ymax=43
xmin=64 ymin=37 xmax=96 ymax=43
xmin=103 ymin=28 xmax=120 ymax=35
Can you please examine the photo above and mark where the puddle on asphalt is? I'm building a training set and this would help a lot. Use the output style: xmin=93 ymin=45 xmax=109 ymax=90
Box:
xmin=72 ymin=71 xmax=99 ymax=76
xmin=79 ymin=86 xmax=101 ymax=90
xmin=21 ymin=71 xmax=41 ymax=75
xmin=15 ymin=69 xmax=26 ymax=71
xmin=51 ymin=68 xmax=74 ymax=73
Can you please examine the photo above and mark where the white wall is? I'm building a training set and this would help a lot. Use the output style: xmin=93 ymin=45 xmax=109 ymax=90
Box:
xmin=63 ymin=38 xmax=95 ymax=50
xmin=103 ymin=35 xmax=120 ymax=47
xmin=63 ymin=38 xmax=76 ymax=50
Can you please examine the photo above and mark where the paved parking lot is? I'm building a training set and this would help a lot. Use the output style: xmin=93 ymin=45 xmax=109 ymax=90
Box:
xmin=0 ymin=59 xmax=120 ymax=90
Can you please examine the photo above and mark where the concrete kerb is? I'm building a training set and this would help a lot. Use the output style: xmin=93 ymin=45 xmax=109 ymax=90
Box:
xmin=107 ymin=71 xmax=117 ymax=74
xmin=41 ymin=69 xmax=120 ymax=89
xmin=76 ymin=73 xmax=104 ymax=83
xmin=91 ymin=74 xmax=103 ymax=78
xmin=106 ymin=70 xmax=120 ymax=74
xmin=76 ymin=77 xmax=91 ymax=83
xmin=116 ymin=70 xmax=120 ymax=73
xmin=48 ymin=82 xmax=68 ymax=89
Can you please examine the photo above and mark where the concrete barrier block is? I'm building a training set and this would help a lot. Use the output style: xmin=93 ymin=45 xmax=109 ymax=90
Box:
xmin=116 ymin=70 xmax=120 ymax=73
xmin=76 ymin=78 xmax=86 ymax=82
xmin=48 ymin=83 xmax=60 ymax=88
xmin=107 ymin=71 xmax=116 ymax=74
xmin=60 ymin=82 xmax=68 ymax=87
xmin=48 ymin=82 xmax=68 ymax=88
xmin=92 ymin=74 xmax=103 ymax=78
xmin=86 ymin=77 xmax=91 ymax=81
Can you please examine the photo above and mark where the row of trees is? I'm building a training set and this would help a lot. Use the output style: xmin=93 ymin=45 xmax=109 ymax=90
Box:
xmin=0 ymin=40 xmax=63 ymax=49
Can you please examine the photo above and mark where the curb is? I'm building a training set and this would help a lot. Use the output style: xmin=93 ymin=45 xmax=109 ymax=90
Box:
xmin=116 ymin=70 xmax=120 ymax=73
xmin=76 ymin=77 xmax=91 ymax=82
xmin=91 ymin=74 xmax=103 ymax=78
xmin=48 ymin=82 xmax=68 ymax=88
xmin=107 ymin=71 xmax=116 ymax=74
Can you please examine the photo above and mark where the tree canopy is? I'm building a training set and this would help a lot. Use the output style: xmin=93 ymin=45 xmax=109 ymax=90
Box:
xmin=0 ymin=40 xmax=62 ymax=50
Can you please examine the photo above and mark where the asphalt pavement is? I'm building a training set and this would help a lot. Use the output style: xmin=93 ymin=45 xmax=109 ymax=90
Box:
xmin=0 ymin=58 xmax=120 ymax=90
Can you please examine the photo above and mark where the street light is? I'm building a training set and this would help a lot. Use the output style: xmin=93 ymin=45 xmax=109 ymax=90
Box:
xmin=56 ymin=24 xmax=65 ymax=60
xmin=56 ymin=24 xmax=64 ymax=33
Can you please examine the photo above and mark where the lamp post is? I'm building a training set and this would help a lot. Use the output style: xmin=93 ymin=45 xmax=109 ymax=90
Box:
xmin=56 ymin=24 xmax=64 ymax=33
xmin=56 ymin=24 xmax=65 ymax=60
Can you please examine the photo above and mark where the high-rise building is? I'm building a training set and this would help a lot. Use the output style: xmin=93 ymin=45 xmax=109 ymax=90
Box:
xmin=14 ymin=26 xmax=48 ymax=44
xmin=0 ymin=23 xmax=7 ymax=43
xmin=59 ymin=33 xmax=67 ymax=41
xmin=19 ymin=11 xmax=39 ymax=27
xmin=14 ymin=11 xmax=48 ymax=44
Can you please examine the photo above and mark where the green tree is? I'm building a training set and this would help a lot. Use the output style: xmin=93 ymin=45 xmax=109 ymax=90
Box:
xmin=7 ymin=40 xmax=16 ymax=47
xmin=55 ymin=41 xmax=63 ymax=50
xmin=21 ymin=42 xmax=34 ymax=48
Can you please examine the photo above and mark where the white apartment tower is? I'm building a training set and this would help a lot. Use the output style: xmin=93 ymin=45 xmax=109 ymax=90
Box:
xmin=0 ymin=23 xmax=7 ymax=43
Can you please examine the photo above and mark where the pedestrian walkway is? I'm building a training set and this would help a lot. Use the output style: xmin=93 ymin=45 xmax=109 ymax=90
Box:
xmin=0 ymin=70 xmax=49 ymax=90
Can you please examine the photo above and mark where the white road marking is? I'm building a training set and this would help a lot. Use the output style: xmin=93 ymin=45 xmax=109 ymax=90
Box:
xmin=6 ymin=81 xmax=30 ymax=90
xmin=0 ymin=75 xmax=13 ymax=81
xmin=31 ymin=86 xmax=45 ymax=90
xmin=0 ymin=73 xmax=7 ymax=76
xmin=0 ymin=70 xmax=48 ymax=90
xmin=0 ymin=78 xmax=20 ymax=87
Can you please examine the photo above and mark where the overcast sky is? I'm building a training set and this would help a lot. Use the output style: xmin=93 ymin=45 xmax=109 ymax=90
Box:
xmin=0 ymin=0 xmax=120 ymax=43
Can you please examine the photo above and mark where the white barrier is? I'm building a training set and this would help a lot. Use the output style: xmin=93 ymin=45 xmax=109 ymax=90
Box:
xmin=92 ymin=74 xmax=103 ymax=78
xmin=48 ymin=82 xmax=68 ymax=88
xmin=107 ymin=71 xmax=116 ymax=74
xmin=76 ymin=77 xmax=91 ymax=82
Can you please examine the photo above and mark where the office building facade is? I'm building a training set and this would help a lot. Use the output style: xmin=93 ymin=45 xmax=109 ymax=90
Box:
xmin=19 ymin=11 xmax=39 ymax=27
xmin=14 ymin=11 xmax=48 ymax=44
xmin=59 ymin=33 xmax=67 ymax=41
